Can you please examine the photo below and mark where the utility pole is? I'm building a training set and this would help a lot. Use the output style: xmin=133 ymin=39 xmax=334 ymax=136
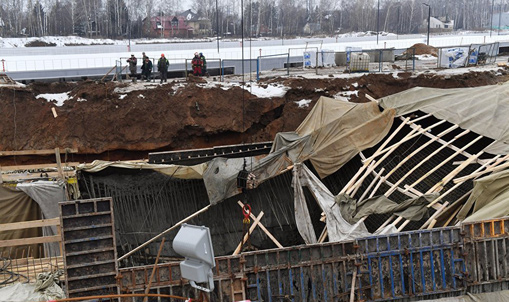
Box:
xmin=376 ymin=0 xmax=380 ymax=45
xmin=490 ymin=0 xmax=495 ymax=37
xmin=216 ymin=0 xmax=219 ymax=53
xmin=423 ymin=3 xmax=431 ymax=46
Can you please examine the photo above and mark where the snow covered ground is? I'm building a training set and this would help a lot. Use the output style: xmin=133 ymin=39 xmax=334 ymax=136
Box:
xmin=0 ymin=32 xmax=508 ymax=73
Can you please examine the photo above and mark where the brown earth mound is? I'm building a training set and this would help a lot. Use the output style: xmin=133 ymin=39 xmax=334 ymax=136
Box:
xmin=406 ymin=43 xmax=438 ymax=57
xmin=0 ymin=70 xmax=507 ymax=166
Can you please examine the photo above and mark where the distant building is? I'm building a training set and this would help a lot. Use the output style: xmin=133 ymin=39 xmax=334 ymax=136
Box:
xmin=303 ymin=23 xmax=321 ymax=35
xmin=178 ymin=9 xmax=212 ymax=36
xmin=423 ymin=16 xmax=454 ymax=31
xmin=147 ymin=15 xmax=194 ymax=38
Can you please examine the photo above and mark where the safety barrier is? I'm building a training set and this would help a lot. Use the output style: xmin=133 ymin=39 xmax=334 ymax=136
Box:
xmin=114 ymin=217 xmax=509 ymax=301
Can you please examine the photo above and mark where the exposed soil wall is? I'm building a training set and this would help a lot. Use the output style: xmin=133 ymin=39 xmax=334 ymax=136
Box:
xmin=0 ymin=70 xmax=507 ymax=166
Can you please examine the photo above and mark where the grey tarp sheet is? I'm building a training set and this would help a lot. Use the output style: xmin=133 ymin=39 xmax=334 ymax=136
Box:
xmin=203 ymin=148 xmax=291 ymax=205
xmin=458 ymin=169 xmax=509 ymax=222
xmin=335 ymin=193 xmax=438 ymax=224
xmin=379 ymin=83 xmax=509 ymax=155
xmin=272 ymin=96 xmax=396 ymax=178
xmin=293 ymin=164 xmax=370 ymax=243
xmin=16 ymin=181 xmax=67 ymax=256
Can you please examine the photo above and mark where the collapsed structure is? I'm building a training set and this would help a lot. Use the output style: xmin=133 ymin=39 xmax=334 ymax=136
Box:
xmin=2 ymin=79 xmax=509 ymax=301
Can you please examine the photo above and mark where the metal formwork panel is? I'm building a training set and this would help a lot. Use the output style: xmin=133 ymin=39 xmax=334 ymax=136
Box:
xmin=118 ymin=255 xmax=245 ymax=302
xmin=462 ymin=217 xmax=509 ymax=286
xmin=242 ymin=241 xmax=357 ymax=302
xmin=59 ymin=197 xmax=118 ymax=297
xmin=356 ymin=227 xmax=466 ymax=301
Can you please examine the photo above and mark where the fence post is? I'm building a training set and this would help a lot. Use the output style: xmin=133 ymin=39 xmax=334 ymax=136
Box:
xmin=287 ymin=53 xmax=290 ymax=76
xmin=379 ymin=50 xmax=383 ymax=72
xmin=256 ymin=57 xmax=260 ymax=81
xmin=412 ymin=47 xmax=415 ymax=71
xmin=185 ymin=59 xmax=188 ymax=80
xmin=219 ymin=59 xmax=222 ymax=82
xmin=219 ymin=60 xmax=224 ymax=81
xmin=1 ymin=59 xmax=5 ymax=72
xmin=315 ymin=51 xmax=319 ymax=75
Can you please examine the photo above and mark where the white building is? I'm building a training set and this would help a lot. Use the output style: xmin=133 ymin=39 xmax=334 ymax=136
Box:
xmin=424 ymin=16 xmax=454 ymax=31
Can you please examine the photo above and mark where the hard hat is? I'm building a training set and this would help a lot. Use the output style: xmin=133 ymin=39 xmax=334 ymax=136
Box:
xmin=161 ymin=54 xmax=165 ymax=57
xmin=194 ymin=52 xmax=198 ymax=56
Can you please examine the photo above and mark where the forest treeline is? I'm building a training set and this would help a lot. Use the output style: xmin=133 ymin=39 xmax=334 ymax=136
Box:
xmin=0 ymin=0 xmax=504 ymax=38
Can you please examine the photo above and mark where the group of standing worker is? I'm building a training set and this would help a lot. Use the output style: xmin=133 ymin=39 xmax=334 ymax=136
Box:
xmin=126 ymin=51 xmax=206 ymax=83
xmin=191 ymin=52 xmax=207 ymax=76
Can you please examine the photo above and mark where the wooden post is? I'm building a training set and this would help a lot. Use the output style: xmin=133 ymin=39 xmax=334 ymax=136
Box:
xmin=350 ymin=267 xmax=357 ymax=302
xmin=55 ymin=148 xmax=63 ymax=179
xmin=143 ymin=237 xmax=166 ymax=302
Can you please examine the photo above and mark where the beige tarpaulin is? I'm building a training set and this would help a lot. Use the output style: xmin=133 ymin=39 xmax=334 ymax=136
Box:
xmin=335 ymin=193 xmax=438 ymax=224
xmin=458 ymin=169 xmax=509 ymax=222
xmin=0 ymin=185 xmax=42 ymax=258
xmin=272 ymin=96 xmax=395 ymax=178
xmin=379 ymin=83 xmax=509 ymax=155
xmin=78 ymin=160 xmax=207 ymax=179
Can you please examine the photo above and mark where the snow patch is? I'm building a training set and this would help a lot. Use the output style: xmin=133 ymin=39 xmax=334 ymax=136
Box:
xmin=245 ymin=83 xmax=288 ymax=98
xmin=415 ymin=54 xmax=437 ymax=61
xmin=295 ymin=99 xmax=312 ymax=108
xmin=392 ymin=72 xmax=400 ymax=79
xmin=77 ymin=98 xmax=87 ymax=102
xmin=351 ymin=82 xmax=359 ymax=88
xmin=119 ymin=94 xmax=127 ymax=100
xmin=314 ymin=88 xmax=325 ymax=92
xmin=334 ymin=90 xmax=358 ymax=101
xmin=36 ymin=92 xmax=70 ymax=107
xmin=113 ymin=83 xmax=157 ymax=94
xmin=138 ymin=94 xmax=145 ymax=99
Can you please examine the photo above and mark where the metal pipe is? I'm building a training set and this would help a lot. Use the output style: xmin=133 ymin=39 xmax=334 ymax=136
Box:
xmin=55 ymin=293 xmax=189 ymax=302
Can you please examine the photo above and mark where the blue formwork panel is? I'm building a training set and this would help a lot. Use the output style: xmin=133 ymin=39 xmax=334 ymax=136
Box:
xmin=355 ymin=227 xmax=466 ymax=301
xmin=241 ymin=241 xmax=357 ymax=302
xmin=462 ymin=217 xmax=509 ymax=287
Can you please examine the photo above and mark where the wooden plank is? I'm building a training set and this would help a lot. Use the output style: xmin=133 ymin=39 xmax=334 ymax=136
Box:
xmin=0 ymin=235 xmax=61 ymax=248
xmin=0 ymin=218 xmax=60 ymax=232
xmin=233 ymin=211 xmax=264 ymax=255
xmin=55 ymin=148 xmax=64 ymax=179
xmin=0 ymin=148 xmax=78 ymax=156
xmin=0 ymin=162 xmax=80 ymax=171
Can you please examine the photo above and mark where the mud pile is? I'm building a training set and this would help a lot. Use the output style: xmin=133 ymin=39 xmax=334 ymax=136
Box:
xmin=406 ymin=43 xmax=438 ymax=57
xmin=0 ymin=70 xmax=507 ymax=165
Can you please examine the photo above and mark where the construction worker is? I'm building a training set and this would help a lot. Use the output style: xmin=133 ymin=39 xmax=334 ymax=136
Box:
xmin=191 ymin=52 xmax=203 ymax=76
xmin=199 ymin=52 xmax=207 ymax=76
xmin=157 ymin=54 xmax=169 ymax=83
xmin=141 ymin=57 xmax=153 ymax=82
xmin=127 ymin=54 xmax=137 ymax=82
xmin=142 ymin=52 xmax=148 ymax=61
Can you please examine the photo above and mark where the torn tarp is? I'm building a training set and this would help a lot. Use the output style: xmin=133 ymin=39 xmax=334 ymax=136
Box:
xmin=16 ymin=180 xmax=67 ymax=256
xmin=293 ymin=164 xmax=370 ymax=243
xmin=272 ymin=96 xmax=395 ymax=178
xmin=335 ymin=193 xmax=438 ymax=225
xmin=379 ymin=83 xmax=509 ymax=154
xmin=458 ymin=169 xmax=509 ymax=223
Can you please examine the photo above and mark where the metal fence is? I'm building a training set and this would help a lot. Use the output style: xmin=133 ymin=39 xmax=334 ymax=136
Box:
xmin=437 ymin=42 xmax=499 ymax=68
xmin=117 ymin=216 xmax=509 ymax=301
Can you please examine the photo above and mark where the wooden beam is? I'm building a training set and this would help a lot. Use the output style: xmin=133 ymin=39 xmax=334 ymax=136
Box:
xmin=0 ymin=162 xmax=80 ymax=172
xmin=0 ymin=218 xmax=60 ymax=232
xmin=55 ymin=148 xmax=63 ymax=179
xmin=237 ymin=201 xmax=283 ymax=248
xmin=233 ymin=211 xmax=264 ymax=255
xmin=0 ymin=235 xmax=61 ymax=248
xmin=0 ymin=148 xmax=78 ymax=156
